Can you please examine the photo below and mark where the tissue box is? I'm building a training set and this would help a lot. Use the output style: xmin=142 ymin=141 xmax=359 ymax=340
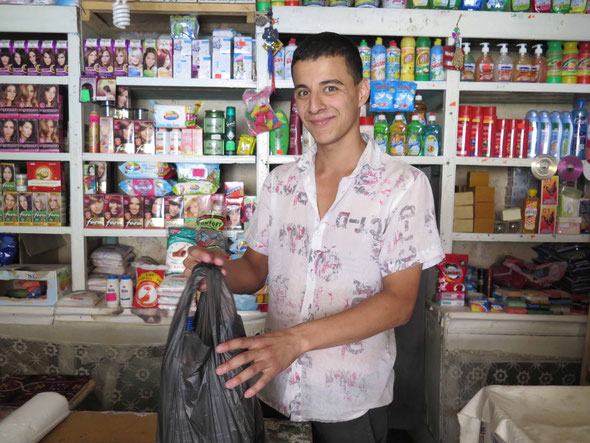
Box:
xmin=0 ymin=264 xmax=71 ymax=306
xmin=212 ymin=36 xmax=232 ymax=79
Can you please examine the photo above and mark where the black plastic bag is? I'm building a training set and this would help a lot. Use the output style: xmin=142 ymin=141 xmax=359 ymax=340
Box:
xmin=157 ymin=263 xmax=266 ymax=443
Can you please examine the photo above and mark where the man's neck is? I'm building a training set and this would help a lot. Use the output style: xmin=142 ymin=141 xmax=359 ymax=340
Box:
xmin=315 ymin=131 xmax=366 ymax=178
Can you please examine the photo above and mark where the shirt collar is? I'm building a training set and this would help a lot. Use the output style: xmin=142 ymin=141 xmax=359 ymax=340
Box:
xmin=297 ymin=134 xmax=384 ymax=177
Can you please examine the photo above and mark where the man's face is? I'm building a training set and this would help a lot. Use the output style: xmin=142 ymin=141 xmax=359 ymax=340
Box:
xmin=293 ymin=55 xmax=369 ymax=149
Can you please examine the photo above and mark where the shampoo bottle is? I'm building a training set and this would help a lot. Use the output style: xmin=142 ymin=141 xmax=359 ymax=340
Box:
xmin=572 ymin=98 xmax=588 ymax=159
xmin=513 ymin=43 xmax=532 ymax=82
xmin=475 ymin=42 xmax=494 ymax=82
xmin=549 ymin=111 xmax=563 ymax=158
xmin=494 ymin=43 xmax=513 ymax=82
xmin=430 ymin=38 xmax=445 ymax=81
xmin=525 ymin=110 xmax=541 ymax=158
xmin=539 ymin=110 xmax=552 ymax=155
xmin=560 ymin=111 xmax=574 ymax=157
xmin=462 ymin=42 xmax=475 ymax=81
xmin=531 ymin=44 xmax=548 ymax=83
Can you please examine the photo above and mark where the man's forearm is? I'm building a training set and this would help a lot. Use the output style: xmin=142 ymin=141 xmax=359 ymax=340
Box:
xmin=222 ymin=254 xmax=267 ymax=295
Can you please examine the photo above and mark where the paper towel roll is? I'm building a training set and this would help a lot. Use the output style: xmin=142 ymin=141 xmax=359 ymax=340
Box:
xmin=0 ymin=392 xmax=70 ymax=443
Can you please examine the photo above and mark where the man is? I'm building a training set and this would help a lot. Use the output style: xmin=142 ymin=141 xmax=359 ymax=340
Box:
xmin=184 ymin=32 xmax=443 ymax=443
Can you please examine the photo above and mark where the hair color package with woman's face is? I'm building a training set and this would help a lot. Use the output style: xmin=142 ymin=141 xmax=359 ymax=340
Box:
xmin=124 ymin=195 xmax=143 ymax=228
xmin=3 ymin=192 xmax=18 ymax=225
xmin=40 ymin=40 xmax=56 ymax=76
xmin=142 ymin=39 xmax=158 ymax=78
xmin=47 ymin=192 xmax=66 ymax=226
xmin=16 ymin=84 xmax=39 ymax=113
xmin=38 ymin=84 xmax=62 ymax=114
xmin=84 ymin=194 xmax=104 ymax=228
xmin=157 ymin=39 xmax=173 ymax=78
xmin=32 ymin=192 xmax=48 ymax=225
xmin=0 ymin=40 xmax=12 ymax=75
xmin=11 ymin=41 xmax=27 ymax=76
xmin=0 ymin=117 xmax=19 ymax=150
xmin=18 ymin=192 xmax=33 ymax=225
xmin=164 ymin=195 xmax=184 ymax=227
xmin=144 ymin=196 xmax=164 ymax=228
xmin=113 ymin=119 xmax=134 ymax=154
xmin=55 ymin=40 xmax=68 ymax=76
xmin=18 ymin=117 xmax=39 ymax=150
xmin=127 ymin=40 xmax=143 ymax=77
xmin=114 ymin=39 xmax=128 ymax=77
xmin=134 ymin=120 xmax=155 ymax=154
xmin=97 ymin=39 xmax=114 ymax=77
xmin=38 ymin=114 xmax=62 ymax=151
xmin=26 ymin=40 xmax=41 ymax=76
xmin=105 ymin=194 xmax=124 ymax=227
xmin=84 ymin=39 xmax=99 ymax=76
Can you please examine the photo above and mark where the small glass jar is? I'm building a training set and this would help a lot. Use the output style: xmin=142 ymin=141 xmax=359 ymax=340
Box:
xmin=204 ymin=110 xmax=225 ymax=134
xmin=204 ymin=133 xmax=225 ymax=155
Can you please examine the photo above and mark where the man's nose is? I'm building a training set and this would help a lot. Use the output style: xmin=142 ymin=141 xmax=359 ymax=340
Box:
xmin=308 ymin=90 xmax=325 ymax=114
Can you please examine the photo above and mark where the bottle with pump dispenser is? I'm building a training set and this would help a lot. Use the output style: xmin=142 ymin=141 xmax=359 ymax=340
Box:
xmin=475 ymin=42 xmax=494 ymax=82
xmin=389 ymin=113 xmax=407 ymax=156
xmin=549 ymin=111 xmax=563 ymax=158
xmin=539 ymin=110 xmax=552 ymax=155
xmin=494 ymin=43 xmax=513 ymax=82
xmin=430 ymin=38 xmax=445 ymax=81
xmin=371 ymin=37 xmax=386 ymax=81
xmin=423 ymin=113 xmax=441 ymax=156
xmin=358 ymin=40 xmax=371 ymax=80
xmin=513 ymin=43 xmax=532 ymax=82
xmin=386 ymin=40 xmax=401 ymax=81
xmin=560 ymin=111 xmax=573 ymax=157
xmin=531 ymin=44 xmax=548 ymax=83
xmin=462 ymin=42 xmax=475 ymax=81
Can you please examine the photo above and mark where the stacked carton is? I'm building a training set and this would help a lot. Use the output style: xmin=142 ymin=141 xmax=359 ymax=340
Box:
xmin=454 ymin=172 xmax=495 ymax=234
xmin=453 ymin=190 xmax=474 ymax=232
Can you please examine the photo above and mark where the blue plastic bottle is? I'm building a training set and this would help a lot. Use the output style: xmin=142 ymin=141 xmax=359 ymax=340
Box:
xmin=430 ymin=39 xmax=445 ymax=81
xmin=539 ymin=111 xmax=552 ymax=155
xmin=423 ymin=113 xmax=441 ymax=156
xmin=371 ymin=37 xmax=386 ymax=81
xmin=525 ymin=110 xmax=540 ymax=158
xmin=549 ymin=111 xmax=563 ymax=159
xmin=572 ymin=99 xmax=588 ymax=159
xmin=462 ymin=0 xmax=484 ymax=9
xmin=560 ymin=111 xmax=573 ymax=157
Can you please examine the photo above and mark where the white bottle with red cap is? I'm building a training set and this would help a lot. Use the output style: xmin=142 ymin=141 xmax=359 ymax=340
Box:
xmin=284 ymin=38 xmax=297 ymax=80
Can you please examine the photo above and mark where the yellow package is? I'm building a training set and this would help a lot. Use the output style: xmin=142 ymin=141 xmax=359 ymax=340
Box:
xmin=237 ymin=134 xmax=256 ymax=155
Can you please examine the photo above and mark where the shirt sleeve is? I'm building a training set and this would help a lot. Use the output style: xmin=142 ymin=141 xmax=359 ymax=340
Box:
xmin=244 ymin=173 xmax=273 ymax=256
xmin=379 ymin=169 xmax=444 ymax=277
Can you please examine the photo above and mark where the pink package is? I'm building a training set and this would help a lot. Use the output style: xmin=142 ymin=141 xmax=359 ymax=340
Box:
xmin=436 ymin=254 xmax=469 ymax=294
xmin=97 ymin=39 xmax=114 ymax=77
xmin=0 ymin=115 xmax=19 ymax=151
xmin=17 ymin=116 xmax=39 ymax=151
xmin=26 ymin=40 xmax=42 ymax=76
xmin=16 ymin=84 xmax=39 ymax=113
xmin=0 ymin=40 xmax=11 ymax=75
xmin=38 ymin=114 xmax=62 ymax=152
xmin=40 ymin=40 xmax=56 ymax=76
xmin=38 ymin=85 xmax=61 ymax=114
xmin=55 ymin=40 xmax=68 ymax=76
xmin=84 ymin=39 xmax=99 ymax=76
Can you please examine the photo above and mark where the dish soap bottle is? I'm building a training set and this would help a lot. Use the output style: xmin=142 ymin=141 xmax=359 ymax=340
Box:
xmin=415 ymin=37 xmax=431 ymax=81
xmin=386 ymin=40 xmax=401 ymax=81
xmin=430 ymin=38 xmax=445 ymax=81
xmin=371 ymin=37 xmax=386 ymax=81
xmin=406 ymin=115 xmax=424 ymax=156
xmin=423 ymin=113 xmax=441 ymax=156
xmin=513 ymin=43 xmax=532 ymax=82
xmin=494 ymin=43 xmax=513 ymax=82
xmin=400 ymin=36 xmax=416 ymax=81
xmin=373 ymin=113 xmax=390 ymax=153
xmin=531 ymin=44 xmax=548 ymax=83
xmin=522 ymin=189 xmax=540 ymax=234
xmin=475 ymin=42 xmax=494 ymax=82
xmin=389 ymin=113 xmax=407 ymax=156
xmin=562 ymin=41 xmax=578 ymax=84
xmin=462 ymin=42 xmax=475 ymax=81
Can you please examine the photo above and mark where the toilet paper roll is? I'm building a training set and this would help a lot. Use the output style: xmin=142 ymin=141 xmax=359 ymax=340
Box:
xmin=0 ymin=392 xmax=70 ymax=443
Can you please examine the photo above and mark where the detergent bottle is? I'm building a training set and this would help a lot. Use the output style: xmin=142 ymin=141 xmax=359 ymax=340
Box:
xmin=484 ymin=0 xmax=509 ymax=9
xmin=475 ymin=42 xmax=494 ymax=82
xmin=412 ymin=93 xmax=427 ymax=125
xmin=549 ymin=111 xmax=563 ymax=158
xmin=560 ymin=111 xmax=574 ymax=157
xmin=415 ymin=37 xmax=431 ymax=81
xmin=386 ymin=40 xmax=401 ymax=81
xmin=430 ymin=39 xmax=445 ymax=81
xmin=494 ymin=43 xmax=513 ymax=82
xmin=406 ymin=114 xmax=424 ymax=155
xmin=388 ymin=113 xmax=407 ymax=156
xmin=578 ymin=42 xmax=590 ymax=84
xmin=400 ymin=36 xmax=416 ymax=81
xmin=358 ymin=40 xmax=371 ymax=80
xmin=552 ymin=0 xmax=571 ymax=12
xmin=547 ymin=41 xmax=563 ymax=83
xmin=572 ymin=98 xmax=588 ymax=159
xmin=462 ymin=42 xmax=475 ymax=81
xmin=284 ymin=38 xmax=297 ymax=80
xmin=532 ymin=0 xmax=551 ymax=11
xmin=539 ymin=110 xmax=552 ymax=155
xmin=525 ymin=110 xmax=541 ymax=158
xmin=513 ymin=43 xmax=532 ymax=82
xmin=371 ymin=37 xmax=386 ymax=81
xmin=373 ymin=113 xmax=390 ymax=153
xmin=531 ymin=44 xmax=548 ymax=83
xmin=423 ymin=113 xmax=441 ymax=156
xmin=562 ymin=41 xmax=578 ymax=84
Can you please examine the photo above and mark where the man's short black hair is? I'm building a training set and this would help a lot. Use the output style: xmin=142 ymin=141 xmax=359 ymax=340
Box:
xmin=292 ymin=32 xmax=363 ymax=85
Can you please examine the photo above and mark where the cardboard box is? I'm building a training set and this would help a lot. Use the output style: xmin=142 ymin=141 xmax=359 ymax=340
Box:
xmin=194 ymin=39 xmax=211 ymax=80
xmin=233 ymin=36 xmax=253 ymax=81
xmin=173 ymin=38 xmax=192 ymax=80
xmin=454 ymin=205 xmax=474 ymax=219
xmin=541 ymin=176 xmax=559 ymax=206
xmin=0 ymin=264 xmax=71 ymax=306
xmin=539 ymin=206 xmax=556 ymax=234
xmin=32 ymin=192 xmax=48 ymax=225
xmin=104 ymin=194 xmax=124 ymax=228
xmin=18 ymin=192 xmax=33 ymax=225
xmin=113 ymin=119 xmax=134 ymax=154
xmin=144 ymin=196 xmax=164 ymax=229
xmin=455 ymin=192 xmax=474 ymax=206
xmin=454 ymin=218 xmax=473 ymax=233
xmin=47 ymin=192 xmax=66 ymax=226
xmin=84 ymin=194 xmax=104 ymax=228
xmin=467 ymin=171 xmax=489 ymax=187
xmin=99 ymin=117 xmax=114 ymax=153
xmin=472 ymin=186 xmax=495 ymax=203
xmin=501 ymin=207 xmax=522 ymax=222
xmin=474 ymin=218 xmax=494 ymax=233
xmin=212 ymin=36 xmax=232 ymax=79
xmin=164 ymin=195 xmax=184 ymax=227
xmin=475 ymin=202 xmax=495 ymax=219
xmin=2 ymin=192 xmax=18 ymax=225
xmin=123 ymin=195 xmax=143 ymax=229
xmin=27 ymin=161 xmax=63 ymax=192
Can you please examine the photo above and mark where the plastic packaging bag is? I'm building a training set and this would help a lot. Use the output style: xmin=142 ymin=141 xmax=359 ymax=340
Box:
xmin=243 ymin=87 xmax=282 ymax=136
xmin=157 ymin=264 xmax=266 ymax=442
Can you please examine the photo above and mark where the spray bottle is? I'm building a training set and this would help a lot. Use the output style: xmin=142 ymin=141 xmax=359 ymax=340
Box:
xmin=526 ymin=110 xmax=540 ymax=158
xmin=560 ymin=111 xmax=574 ymax=157
xmin=386 ymin=40 xmax=401 ymax=81
xmin=423 ymin=113 xmax=441 ymax=156
xmin=400 ymin=36 xmax=416 ymax=81
xmin=373 ymin=113 xmax=390 ymax=153
xmin=549 ymin=111 xmax=563 ymax=158
xmin=572 ymin=98 xmax=588 ymax=159
xmin=494 ymin=43 xmax=513 ymax=82
xmin=513 ymin=43 xmax=532 ymax=82
xmin=531 ymin=44 xmax=548 ymax=83
xmin=475 ymin=42 xmax=494 ymax=82
xmin=358 ymin=40 xmax=371 ymax=81
xmin=462 ymin=42 xmax=475 ymax=81
xmin=430 ymin=38 xmax=445 ymax=81
xmin=371 ymin=37 xmax=386 ymax=81
xmin=539 ymin=110 xmax=552 ymax=155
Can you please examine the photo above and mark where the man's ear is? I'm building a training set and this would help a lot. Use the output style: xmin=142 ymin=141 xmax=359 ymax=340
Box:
xmin=358 ymin=78 xmax=371 ymax=108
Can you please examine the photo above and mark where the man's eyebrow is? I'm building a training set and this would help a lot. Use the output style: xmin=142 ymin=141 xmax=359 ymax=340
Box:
xmin=294 ymin=79 xmax=345 ymax=89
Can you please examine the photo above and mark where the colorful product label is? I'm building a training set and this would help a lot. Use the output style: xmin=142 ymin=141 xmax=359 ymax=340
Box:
xmin=547 ymin=54 xmax=562 ymax=77
xmin=359 ymin=48 xmax=371 ymax=80
xmin=416 ymin=48 xmax=430 ymax=75
xmin=573 ymin=115 xmax=587 ymax=158
xmin=562 ymin=122 xmax=572 ymax=157
xmin=374 ymin=132 xmax=388 ymax=152
xmin=389 ymin=134 xmax=405 ymax=156
xmin=498 ymin=63 xmax=512 ymax=81
xmin=412 ymin=0 xmax=428 ymax=5
xmin=515 ymin=64 xmax=531 ymax=82
xmin=562 ymin=54 xmax=578 ymax=79
xmin=401 ymin=49 xmax=415 ymax=75
xmin=578 ymin=56 xmax=590 ymax=77
xmin=386 ymin=50 xmax=400 ymax=80
xmin=478 ymin=62 xmax=494 ymax=81
xmin=511 ymin=0 xmax=530 ymax=10
xmin=407 ymin=134 xmax=421 ymax=155
xmin=462 ymin=63 xmax=475 ymax=81
xmin=530 ymin=65 xmax=540 ymax=82
xmin=549 ymin=123 xmax=561 ymax=157
xmin=570 ymin=0 xmax=586 ymax=12
xmin=533 ymin=0 xmax=551 ymax=10
xmin=424 ymin=134 xmax=439 ymax=156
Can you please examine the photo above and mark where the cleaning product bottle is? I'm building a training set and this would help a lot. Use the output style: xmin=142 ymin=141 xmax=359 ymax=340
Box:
xmin=572 ymin=98 xmax=588 ymax=159
xmin=560 ymin=111 xmax=574 ymax=157
xmin=484 ymin=0 xmax=508 ymax=9
xmin=522 ymin=189 xmax=540 ymax=234
xmin=430 ymin=0 xmax=450 ymax=8
xmin=412 ymin=93 xmax=428 ymax=125
xmin=382 ymin=0 xmax=407 ymax=7
xmin=511 ymin=0 xmax=531 ymax=9
xmin=400 ymin=36 xmax=416 ymax=81
xmin=284 ymin=38 xmax=297 ymax=80
xmin=415 ymin=37 xmax=431 ymax=81
xmin=373 ymin=113 xmax=390 ymax=153
xmin=549 ymin=111 xmax=563 ymax=158
xmin=578 ymin=42 xmax=590 ymax=84
xmin=423 ymin=113 xmax=441 ymax=156
xmin=359 ymin=40 xmax=371 ymax=81
xmin=526 ymin=110 xmax=541 ymax=158
xmin=552 ymin=0 xmax=571 ymax=12
xmin=410 ymin=0 xmax=429 ymax=8
xmin=430 ymin=38 xmax=445 ymax=81
xmin=547 ymin=41 xmax=563 ymax=83
xmin=539 ymin=110 xmax=552 ymax=155
xmin=562 ymin=41 xmax=578 ymax=84
xmin=569 ymin=0 xmax=587 ymax=12
xmin=461 ymin=0 xmax=484 ymax=9
xmin=462 ymin=43 xmax=475 ymax=81
xmin=475 ymin=42 xmax=494 ymax=82
xmin=371 ymin=37 xmax=386 ymax=81
xmin=360 ymin=116 xmax=374 ymax=140
xmin=512 ymin=43 xmax=532 ymax=82
xmin=449 ymin=0 xmax=461 ymax=7
xmin=273 ymin=45 xmax=285 ymax=80
xmin=389 ymin=113 xmax=407 ymax=156
xmin=406 ymin=114 xmax=424 ymax=155
xmin=532 ymin=0 xmax=551 ymax=11
xmin=386 ymin=40 xmax=401 ymax=81
xmin=531 ymin=44 xmax=548 ymax=83
xmin=270 ymin=110 xmax=289 ymax=155
xmin=494 ymin=43 xmax=513 ymax=82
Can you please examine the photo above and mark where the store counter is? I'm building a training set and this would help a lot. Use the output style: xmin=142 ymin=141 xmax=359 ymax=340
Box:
xmin=458 ymin=385 xmax=590 ymax=443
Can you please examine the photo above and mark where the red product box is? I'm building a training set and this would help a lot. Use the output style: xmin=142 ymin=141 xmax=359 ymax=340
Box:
xmin=514 ymin=119 xmax=529 ymax=159
xmin=26 ymin=161 xmax=63 ymax=191
xmin=104 ymin=194 xmax=124 ymax=228
xmin=469 ymin=106 xmax=483 ymax=156
xmin=493 ymin=119 xmax=507 ymax=158
xmin=124 ymin=195 xmax=143 ymax=229
xmin=84 ymin=194 xmax=104 ymax=228
xmin=436 ymin=253 xmax=469 ymax=294
xmin=225 ymin=196 xmax=244 ymax=231
xmin=541 ymin=176 xmax=559 ymax=206
xmin=113 ymin=119 xmax=134 ymax=154
xmin=224 ymin=181 xmax=245 ymax=198
xmin=539 ymin=206 xmax=556 ymax=234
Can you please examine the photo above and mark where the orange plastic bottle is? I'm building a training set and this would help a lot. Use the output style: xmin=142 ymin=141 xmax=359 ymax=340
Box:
xmin=522 ymin=189 xmax=540 ymax=233
xmin=475 ymin=42 xmax=494 ymax=82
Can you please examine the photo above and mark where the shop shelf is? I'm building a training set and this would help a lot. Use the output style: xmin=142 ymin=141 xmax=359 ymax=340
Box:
xmin=0 ymin=153 xmax=71 ymax=162
xmin=273 ymin=6 xmax=589 ymax=41
xmin=459 ymin=82 xmax=590 ymax=94
xmin=82 ymin=153 xmax=256 ymax=164
xmin=455 ymin=157 xmax=533 ymax=167
xmin=274 ymin=79 xmax=447 ymax=91
xmin=0 ymin=77 xmax=69 ymax=86
xmin=0 ymin=226 xmax=71 ymax=235
xmin=114 ymin=77 xmax=256 ymax=89
xmin=268 ymin=155 xmax=445 ymax=166
xmin=83 ymin=228 xmax=168 ymax=238
xmin=451 ymin=233 xmax=589 ymax=243
xmin=0 ymin=5 xmax=78 ymax=33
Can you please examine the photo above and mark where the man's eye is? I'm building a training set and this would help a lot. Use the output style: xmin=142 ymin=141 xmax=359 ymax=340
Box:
xmin=325 ymin=86 xmax=337 ymax=93
xmin=297 ymin=90 xmax=309 ymax=97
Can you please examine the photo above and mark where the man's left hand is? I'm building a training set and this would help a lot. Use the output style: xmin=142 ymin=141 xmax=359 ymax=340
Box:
xmin=215 ymin=329 xmax=304 ymax=398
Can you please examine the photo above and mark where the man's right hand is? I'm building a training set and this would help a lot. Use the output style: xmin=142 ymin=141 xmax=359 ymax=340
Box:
xmin=183 ymin=246 xmax=227 ymax=290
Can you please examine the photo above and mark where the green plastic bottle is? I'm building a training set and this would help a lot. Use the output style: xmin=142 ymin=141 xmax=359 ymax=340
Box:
xmin=270 ymin=110 xmax=289 ymax=155
xmin=415 ymin=37 xmax=431 ymax=81
xmin=430 ymin=0 xmax=450 ymax=8
xmin=410 ymin=0 xmax=430 ymax=8
xmin=373 ymin=113 xmax=390 ymax=153
xmin=552 ymin=0 xmax=571 ymax=12
xmin=547 ymin=41 xmax=563 ymax=83
xmin=511 ymin=0 xmax=531 ymax=10
xmin=406 ymin=114 xmax=424 ymax=156
xmin=448 ymin=0 xmax=461 ymax=8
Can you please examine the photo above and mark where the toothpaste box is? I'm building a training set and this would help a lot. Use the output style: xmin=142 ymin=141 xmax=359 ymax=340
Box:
xmin=193 ymin=39 xmax=211 ymax=80
xmin=233 ymin=36 xmax=252 ymax=81
xmin=212 ymin=36 xmax=232 ymax=79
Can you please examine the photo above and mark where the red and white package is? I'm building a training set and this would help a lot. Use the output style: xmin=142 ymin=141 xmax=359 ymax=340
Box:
xmin=436 ymin=254 xmax=469 ymax=296
xmin=134 ymin=265 xmax=167 ymax=308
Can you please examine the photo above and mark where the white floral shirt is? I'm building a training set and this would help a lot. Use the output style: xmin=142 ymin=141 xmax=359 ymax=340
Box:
xmin=245 ymin=137 xmax=444 ymax=422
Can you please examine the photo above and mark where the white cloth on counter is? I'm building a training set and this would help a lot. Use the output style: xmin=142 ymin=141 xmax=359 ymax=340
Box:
xmin=90 ymin=245 xmax=135 ymax=276
xmin=458 ymin=385 xmax=590 ymax=443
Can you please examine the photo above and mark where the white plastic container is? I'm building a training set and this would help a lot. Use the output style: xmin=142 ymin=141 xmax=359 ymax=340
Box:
xmin=105 ymin=275 xmax=120 ymax=308
xmin=119 ymin=275 xmax=134 ymax=308
xmin=284 ymin=38 xmax=297 ymax=80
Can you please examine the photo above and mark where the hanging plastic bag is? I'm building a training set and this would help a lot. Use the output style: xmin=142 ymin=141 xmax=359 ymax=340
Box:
xmin=157 ymin=263 xmax=267 ymax=443
xmin=243 ymin=87 xmax=282 ymax=136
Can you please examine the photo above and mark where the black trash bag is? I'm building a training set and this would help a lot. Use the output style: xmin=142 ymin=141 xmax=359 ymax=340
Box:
xmin=157 ymin=263 xmax=267 ymax=443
